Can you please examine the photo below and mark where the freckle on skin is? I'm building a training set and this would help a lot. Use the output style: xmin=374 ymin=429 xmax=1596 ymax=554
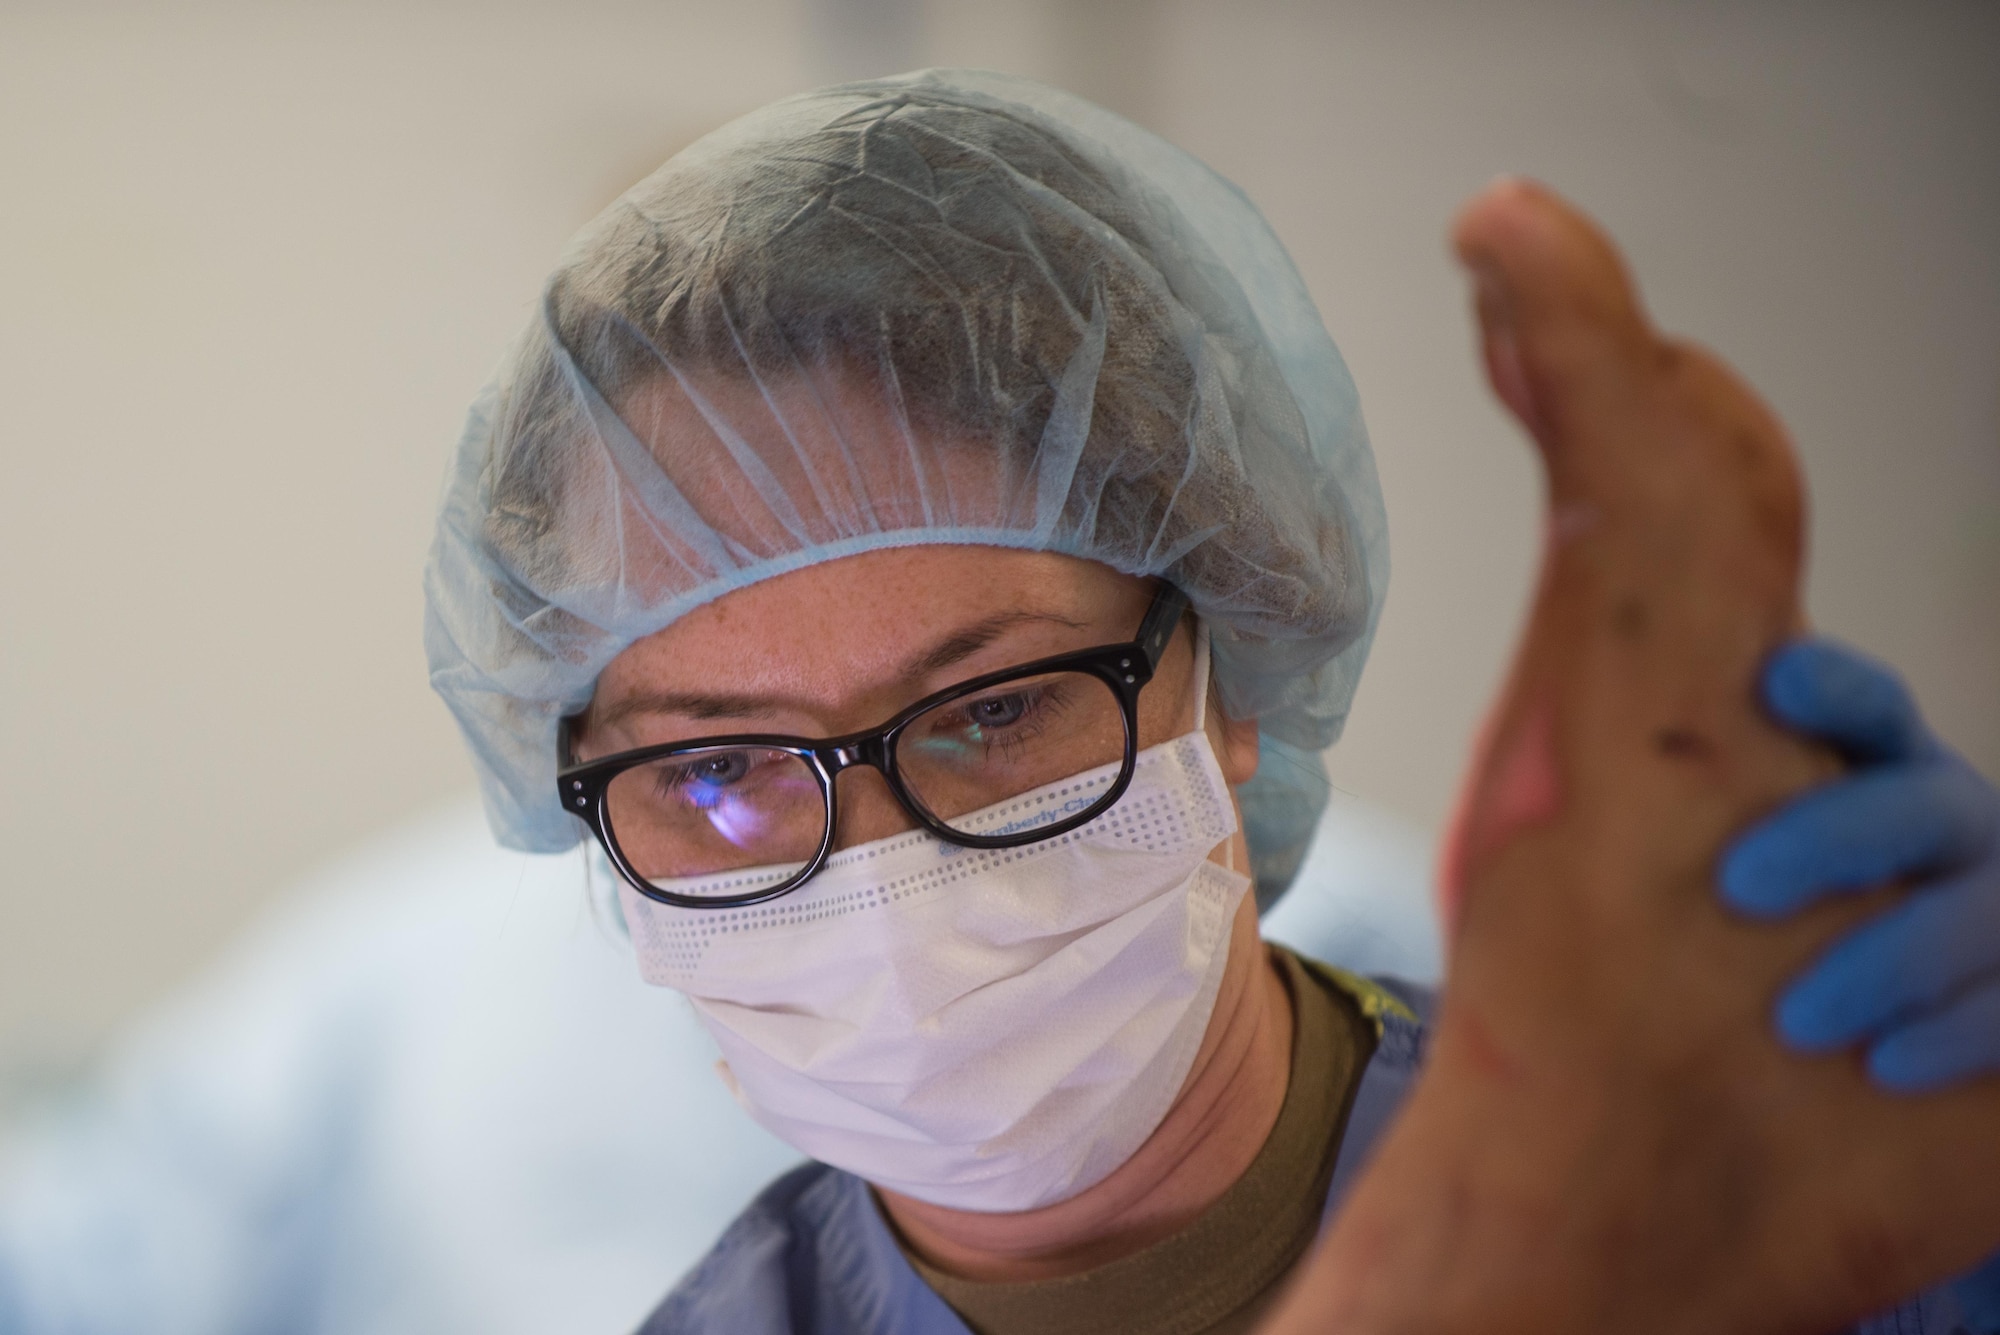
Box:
xmin=1654 ymin=727 xmax=1714 ymax=762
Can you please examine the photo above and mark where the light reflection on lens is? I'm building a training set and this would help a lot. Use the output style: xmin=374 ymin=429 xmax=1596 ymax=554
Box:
xmin=606 ymin=746 xmax=824 ymax=882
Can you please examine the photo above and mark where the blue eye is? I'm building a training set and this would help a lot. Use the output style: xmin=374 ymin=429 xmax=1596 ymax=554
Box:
xmin=655 ymin=750 xmax=757 ymax=803
xmin=966 ymin=692 xmax=1032 ymax=730
xmin=686 ymin=752 xmax=751 ymax=787
xmin=909 ymin=684 xmax=1066 ymax=763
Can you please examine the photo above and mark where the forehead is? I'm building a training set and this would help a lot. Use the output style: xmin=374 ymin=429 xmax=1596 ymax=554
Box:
xmin=593 ymin=545 xmax=1149 ymax=712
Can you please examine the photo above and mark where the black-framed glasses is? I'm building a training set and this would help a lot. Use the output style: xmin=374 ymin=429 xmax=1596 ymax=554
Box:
xmin=558 ymin=583 xmax=1192 ymax=909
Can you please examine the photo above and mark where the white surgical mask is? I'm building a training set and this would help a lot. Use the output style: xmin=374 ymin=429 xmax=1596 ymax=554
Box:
xmin=618 ymin=631 xmax=1249 ymax=1213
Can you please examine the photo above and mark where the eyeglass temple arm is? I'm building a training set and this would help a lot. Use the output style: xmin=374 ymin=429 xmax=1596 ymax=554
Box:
xmin=1134 ymin=583 xmax=1192 ymax=671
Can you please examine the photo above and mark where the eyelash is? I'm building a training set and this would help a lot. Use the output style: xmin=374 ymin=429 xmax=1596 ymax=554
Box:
xmin=651 ymin=751 xmax=766 ymax=802
xmin=921 ymin=681 xmax=1075 ymax=758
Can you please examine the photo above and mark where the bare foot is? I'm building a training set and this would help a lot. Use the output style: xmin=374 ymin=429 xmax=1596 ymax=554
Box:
xmin=1259 ymin=180 xmax=2000 ymax=1335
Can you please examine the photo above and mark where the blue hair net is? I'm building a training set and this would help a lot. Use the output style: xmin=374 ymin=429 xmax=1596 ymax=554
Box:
xmin=425 ymin=69 xmax=1388 ymax=907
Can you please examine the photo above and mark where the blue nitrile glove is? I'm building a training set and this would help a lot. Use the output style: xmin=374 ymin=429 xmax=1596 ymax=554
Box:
xmin=1956 ymin=1259 xmax=2000 ymax=1334
xmin=1721 ymin=638 xmax=2000 ymax=1087
xmin=1721 ymin=637 xmax=2000 ymax=1332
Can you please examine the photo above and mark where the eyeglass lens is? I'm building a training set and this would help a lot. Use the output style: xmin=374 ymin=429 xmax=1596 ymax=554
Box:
xmin=896 ymin=669 xmax=1126 ymax=826
xmin=602 ymin=669 xmax=1130 ymax=898
xmin=605 ymin=747 xmax=824 ymax=897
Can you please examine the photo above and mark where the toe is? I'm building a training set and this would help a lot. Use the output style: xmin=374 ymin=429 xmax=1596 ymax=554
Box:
xmin=1452 ymin=177 xmax=1658 ymax=473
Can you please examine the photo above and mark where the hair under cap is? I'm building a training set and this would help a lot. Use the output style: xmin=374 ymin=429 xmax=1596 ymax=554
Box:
xmin=424 ymin=68 xmax=1389 ymax=906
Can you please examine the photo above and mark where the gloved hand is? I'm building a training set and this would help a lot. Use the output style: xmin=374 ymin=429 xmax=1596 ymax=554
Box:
xmin=1721 ymin=638 xmax=2000 ymax=1088
xmin=1721 ymin=636 xmax=2000 ymax=1331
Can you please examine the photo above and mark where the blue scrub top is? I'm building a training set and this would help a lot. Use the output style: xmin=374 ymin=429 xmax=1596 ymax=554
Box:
xmin=637 ymin=977 xmax=1973 ymax=1335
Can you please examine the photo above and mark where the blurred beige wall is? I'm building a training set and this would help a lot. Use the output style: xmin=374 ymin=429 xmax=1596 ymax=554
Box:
xmin=2 ymin=0 xmax=1994 ymax=1066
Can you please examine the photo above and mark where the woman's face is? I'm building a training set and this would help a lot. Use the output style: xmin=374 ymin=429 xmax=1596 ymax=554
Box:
xmin=571 ymin=546 xmax=1260 ymax=854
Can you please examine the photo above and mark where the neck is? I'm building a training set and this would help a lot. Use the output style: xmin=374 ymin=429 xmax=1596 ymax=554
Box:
xmin=879 ymin=890 xmax=1296 ymax=1283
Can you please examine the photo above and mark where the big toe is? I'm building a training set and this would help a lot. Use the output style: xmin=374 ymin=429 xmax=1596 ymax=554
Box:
xmin=1453 ymin=178 xmax=1667 ymax=483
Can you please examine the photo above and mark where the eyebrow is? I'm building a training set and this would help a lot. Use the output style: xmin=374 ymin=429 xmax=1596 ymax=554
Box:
xmin=590 ymin=608 xmax=1094 ymax=732
xmin=895 ymin=609 xmax=1090 ymax=680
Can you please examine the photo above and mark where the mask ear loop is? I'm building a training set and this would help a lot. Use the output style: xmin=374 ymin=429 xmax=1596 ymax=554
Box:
xmin=1187 ymin=620 xmax=1237 ymax=875
xmin=1190 ymin=618 xmax=1213 ymax=732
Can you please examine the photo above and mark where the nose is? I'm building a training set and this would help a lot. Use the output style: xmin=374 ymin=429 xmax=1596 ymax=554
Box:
xmin=829 ymin=764 xmax=923 ymax=850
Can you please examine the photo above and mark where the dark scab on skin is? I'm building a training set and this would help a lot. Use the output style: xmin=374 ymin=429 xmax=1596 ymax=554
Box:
xmin=1655 ymin=727 xmax=1716 ymax=762
xmin=1613 ymin=597 xmax=1649 ymax=639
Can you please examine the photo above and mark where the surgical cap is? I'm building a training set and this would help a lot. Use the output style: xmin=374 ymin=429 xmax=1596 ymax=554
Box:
xmin=425 ymin=69 xmax=1388 ymax=907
